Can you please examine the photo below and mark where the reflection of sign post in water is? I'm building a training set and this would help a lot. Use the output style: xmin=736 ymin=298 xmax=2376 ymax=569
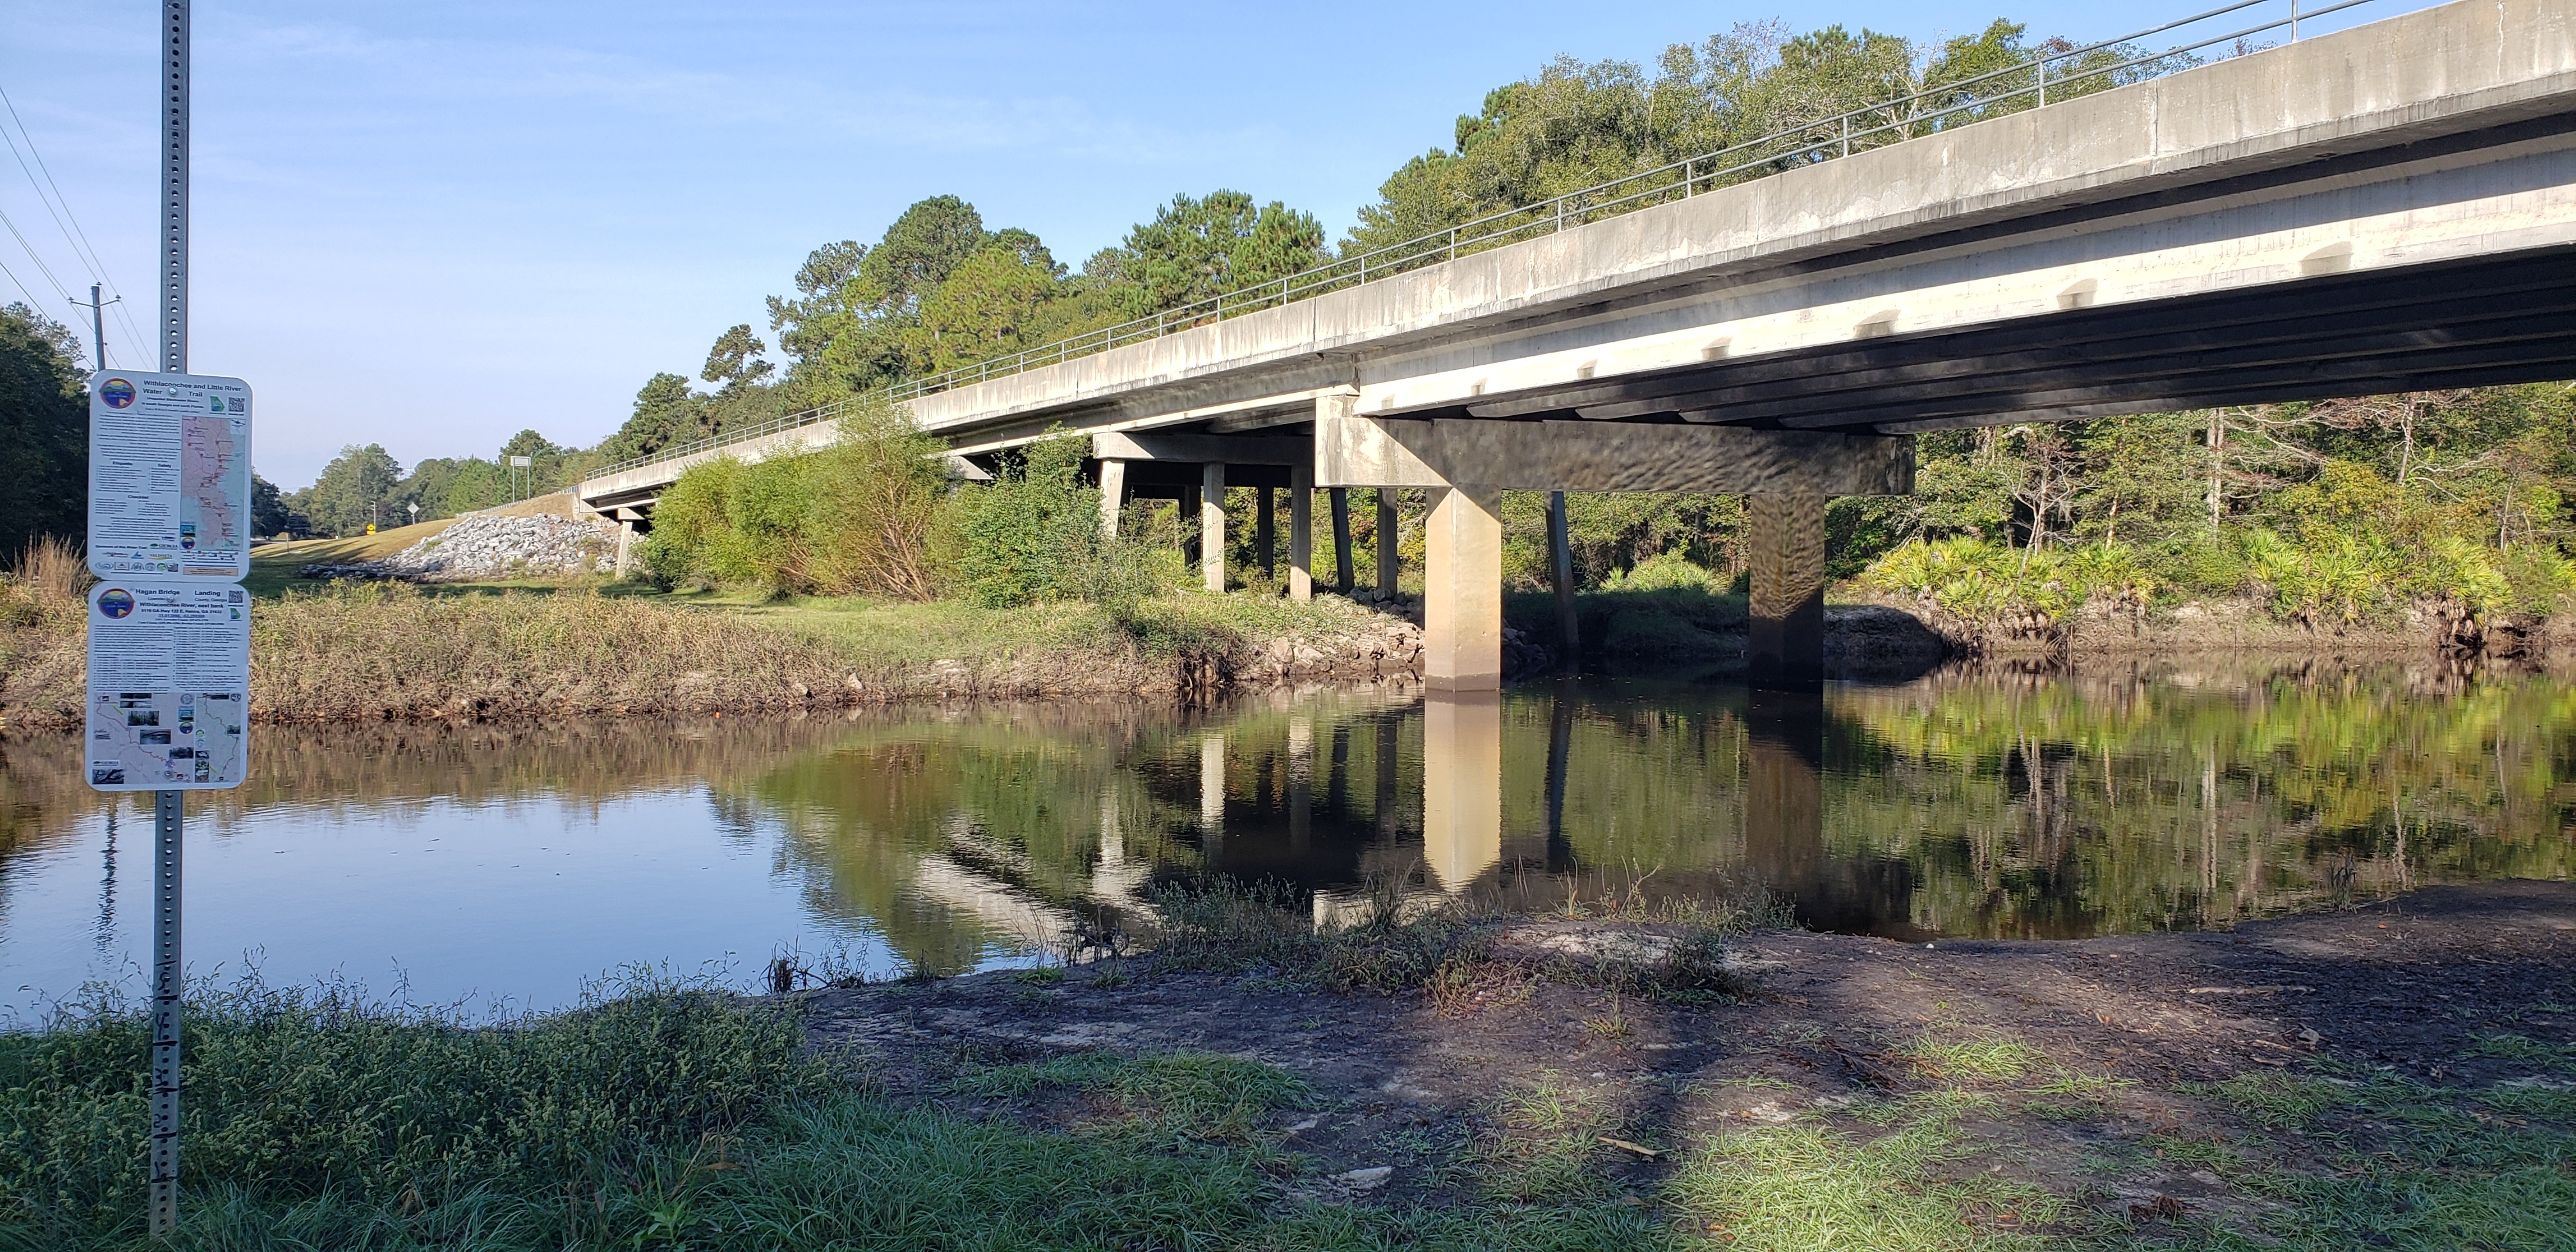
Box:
xmin=86 ymin=5 xmax=254 ymax=1234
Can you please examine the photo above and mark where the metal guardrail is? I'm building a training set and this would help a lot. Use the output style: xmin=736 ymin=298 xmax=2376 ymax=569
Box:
xmin=592 ymin=0 xmax=2376 ymax=483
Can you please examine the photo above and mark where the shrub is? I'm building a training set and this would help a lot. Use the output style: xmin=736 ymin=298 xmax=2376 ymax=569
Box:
xmin=952 ymin=429 xmax=1148 ymax=608
xmin=640 ymin=399 xmax=953 ymax=598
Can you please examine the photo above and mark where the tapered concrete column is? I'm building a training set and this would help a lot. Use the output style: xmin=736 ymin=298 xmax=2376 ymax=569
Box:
xmin=1423 ymin=484 xmax=1505 ymax=691
xmin=1287 ymin=464 xmax=1314 ymax=602
xmin=1421 ymin=691 xmax=1502 ymax=893
xmin=613 ymin=519 xmax=635 ymax=575
xmin=1256 ymin=486 xmax=1275 ymax=578
xmin=1097 ymin=459 xmax=1126 ymax=540
xmin=1547 ymin=491 xmax=1579 ymax=669
xmin=1200 ymin=464 xmax=1227 ymax=592
xmin=1747 ymin=491 xmax=1827 ymax=691
xmin=1329 ymin=488 xmax=1353 ymax=593
xmin=1376 ymin=490 xmax=1400 ymax=600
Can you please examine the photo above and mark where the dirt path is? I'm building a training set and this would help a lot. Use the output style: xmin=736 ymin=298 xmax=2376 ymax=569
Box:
xmin=798 ymin=881 xmax=2576 ymax=1240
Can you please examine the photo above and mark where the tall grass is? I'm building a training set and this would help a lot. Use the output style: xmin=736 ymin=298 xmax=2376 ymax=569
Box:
xmin=0 ymin=973 xmax=809 ymax=1248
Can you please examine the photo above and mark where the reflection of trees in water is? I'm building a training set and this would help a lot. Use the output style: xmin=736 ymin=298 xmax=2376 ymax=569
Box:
xmin=6 ymin=662 xmax=2564 ymax=979
xmin=1828 ymin=662 xmax=2576 ymax=936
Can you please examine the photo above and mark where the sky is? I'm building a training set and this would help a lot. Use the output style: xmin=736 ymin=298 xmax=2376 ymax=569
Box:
xmin=1 ymin=0 xmax=2418 ymax=489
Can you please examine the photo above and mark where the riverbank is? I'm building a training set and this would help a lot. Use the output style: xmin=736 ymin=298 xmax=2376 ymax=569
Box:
xmin=0 ymin=580 xmax=1441 ymax=731
xmin=7 ymin=880 xmax=2568 ymax=1248
xmin=7 ymin=555 xmax=2566 ymax=729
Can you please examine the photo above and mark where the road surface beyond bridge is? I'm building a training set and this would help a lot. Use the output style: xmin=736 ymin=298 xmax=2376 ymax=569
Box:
xmin=581 ymin=0 xmax=2576 ymax=689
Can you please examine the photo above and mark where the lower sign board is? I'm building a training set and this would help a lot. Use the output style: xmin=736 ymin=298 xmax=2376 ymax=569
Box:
xmin=84 ymin=581 xmax=250 ymax=791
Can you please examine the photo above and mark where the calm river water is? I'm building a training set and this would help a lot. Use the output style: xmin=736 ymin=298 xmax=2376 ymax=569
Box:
xmin=3 ymin=660 xmax=2570 ymax=1019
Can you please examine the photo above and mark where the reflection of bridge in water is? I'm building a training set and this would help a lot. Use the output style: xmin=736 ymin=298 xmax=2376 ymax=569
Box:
xmin=838 ymin=686 xmax=1910 ymax=966
xmin=759 ymin=660 xmax=2567 ymax=973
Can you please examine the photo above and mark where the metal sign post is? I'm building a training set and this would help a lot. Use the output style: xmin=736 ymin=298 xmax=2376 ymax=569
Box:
xmin=152 ymin=3 xmax=189 ymax=1239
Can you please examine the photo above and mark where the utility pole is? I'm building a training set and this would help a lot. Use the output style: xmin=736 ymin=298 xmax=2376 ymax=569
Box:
xmin=69 ymin=283 xmax=121 ymax=372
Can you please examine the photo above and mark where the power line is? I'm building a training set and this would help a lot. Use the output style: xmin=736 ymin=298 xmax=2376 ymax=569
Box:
xmin=0 ymin=79 xmax=149 ymax=361
xmin=0 ymin=204 xmax=72 ymax=300
xmin=0 ymin=253 xmax=40 ymax=307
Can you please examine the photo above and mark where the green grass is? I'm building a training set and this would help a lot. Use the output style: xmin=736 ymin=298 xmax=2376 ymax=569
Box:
xmin=1667 ymin=1096 xmax=2071 ymax=1252
xmin=11 ymin=975 xmax=2576 ymax=1250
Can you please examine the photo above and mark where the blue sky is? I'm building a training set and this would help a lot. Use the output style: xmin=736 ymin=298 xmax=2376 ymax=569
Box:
xmin=2 ymin=0 xmax=2413 ymax=489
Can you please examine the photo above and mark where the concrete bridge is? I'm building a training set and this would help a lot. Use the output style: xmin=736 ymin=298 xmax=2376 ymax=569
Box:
xmin=579 ymin=0 xmax=2576 ymax=689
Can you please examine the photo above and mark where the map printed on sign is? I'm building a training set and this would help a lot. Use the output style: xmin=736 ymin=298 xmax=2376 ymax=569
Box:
xmin=84 ymin=582 xmax=251 ymax=791
xmin=88 ymin=371 xmax=252 ymax=581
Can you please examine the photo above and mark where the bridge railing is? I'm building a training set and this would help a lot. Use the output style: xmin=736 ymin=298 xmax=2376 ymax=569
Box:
xmin=592 ymin=0 xmax=2379 ymax=482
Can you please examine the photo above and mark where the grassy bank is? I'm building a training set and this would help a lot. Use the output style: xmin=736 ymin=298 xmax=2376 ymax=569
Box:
xmin=12 ymin=883 xmax=2573 ymax=1250
xmin=0 ymin=574 xmax=1407 ymax=729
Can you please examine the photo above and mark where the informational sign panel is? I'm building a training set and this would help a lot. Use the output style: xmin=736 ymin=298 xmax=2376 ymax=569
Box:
xmin=88 ymin=371 xmax=253 ymax=581
xmin=84 ymin=582 xmax=251 ymax=791
xmin=85 ymin=369 xmax=253 ymax=793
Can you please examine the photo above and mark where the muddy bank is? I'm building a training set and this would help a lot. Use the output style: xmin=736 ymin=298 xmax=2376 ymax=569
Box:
xmin=1871 ymin=592 xmax=2575 ymax=663
xmin=796 ymin=881 xmax=2576 ymax=1234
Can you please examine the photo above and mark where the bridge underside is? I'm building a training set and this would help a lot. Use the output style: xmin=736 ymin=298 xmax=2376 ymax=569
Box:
xmin=1410 ymin=247 xmax=2576 ymax=434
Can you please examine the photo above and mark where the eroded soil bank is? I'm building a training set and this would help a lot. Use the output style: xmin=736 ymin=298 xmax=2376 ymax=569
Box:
xmin=795 ymin=881 xmax=2576 ymax=1245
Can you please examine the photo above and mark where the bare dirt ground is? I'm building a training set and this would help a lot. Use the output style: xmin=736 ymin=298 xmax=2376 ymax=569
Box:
xmin=796 ymin=880 xmax=2576 ymax=1243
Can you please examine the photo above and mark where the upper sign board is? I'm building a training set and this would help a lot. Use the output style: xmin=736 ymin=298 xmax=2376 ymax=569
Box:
xmin=88 ymin=370 xmax=253 ymax=581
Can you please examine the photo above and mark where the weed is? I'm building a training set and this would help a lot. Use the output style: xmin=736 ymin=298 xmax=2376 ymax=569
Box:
xmin=1582 ymin=992 xmax=1634 ymax=1041
xmin=2471 ymin=1032 xmax=2576 ymax=1073
xmin=1901 ymin=1030 xmax=2045 ymax=1084
xmin=2192 ymin=1070 xmax=2347 ymax=1129
xmin=1009 ymin=966 xmax=1066 ymax=987
xmin=1667 ymin=1105 xmax=2071 ymax=1251
xmin=946 ymin=1050 xmax=1312 ymax=1147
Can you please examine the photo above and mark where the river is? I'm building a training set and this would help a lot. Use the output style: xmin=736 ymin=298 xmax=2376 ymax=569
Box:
xmin=2 ymin=659 xmax=2568 ymax=1020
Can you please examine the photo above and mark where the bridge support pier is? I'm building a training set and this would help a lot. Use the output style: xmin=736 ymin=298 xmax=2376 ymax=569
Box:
xmin=1375 ymin=489 xmax=1399 ymax=600
xmin=1200 ymin=464 xmax=1226 ymax=593
xmin=1256 ymin=487 xmax=1275 ymax=579
xmin=1423 ymin=484 xmax=1505 ymax=691
xmin=1288 ymin=464 xmax=1314 ymax=602
xmin=1098 ymin=459 xmax=1126 ymax=540
xmin=1330 ymin=488 xmax=1353 ymax=593
xmin=1746 ymin=491 xmax=1827 ymax=691
xmin=1317 ymin=404 xmax=1909 ymax=691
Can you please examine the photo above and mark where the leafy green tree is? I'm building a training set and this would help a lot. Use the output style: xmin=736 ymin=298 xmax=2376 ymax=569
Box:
xmin=700 ymin=326 xmax=774 ymax=392
xmin=1344 ymin=18 xmax=2152 ymax=259
xmin=0 ymin=303 xmax=86 ymax=557
xmin=249 ymin=473 xmax=300 ymax=538
xmin=298 ymin=444 xmax=404 ymax=537
xmin=600 ymin=372 xmax=712 ymax=464
xmin=1100 ymin=191 xmax=1326 ymax=317
xmin=916 ymin=243 xmax=1066 ymax=372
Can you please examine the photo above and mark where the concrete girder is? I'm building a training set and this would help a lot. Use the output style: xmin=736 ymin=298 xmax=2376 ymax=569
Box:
xmin=1363 ymin=144 xmax=2576 ymax=427
xmin=1460 ymin=250 xmax=2576 ymax=423
xmin=1314 ymin=413 xmax=1913 ymax=496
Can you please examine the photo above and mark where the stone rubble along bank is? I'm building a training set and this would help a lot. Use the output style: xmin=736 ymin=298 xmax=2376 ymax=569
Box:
xmin=299 ymin=514 xmax=617 ymax=582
